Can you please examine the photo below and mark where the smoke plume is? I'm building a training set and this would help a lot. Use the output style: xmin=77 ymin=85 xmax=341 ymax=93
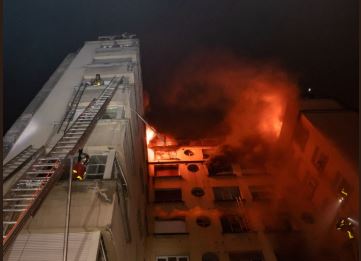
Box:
xmin=147 ymin=49 xmax=299 ymax=165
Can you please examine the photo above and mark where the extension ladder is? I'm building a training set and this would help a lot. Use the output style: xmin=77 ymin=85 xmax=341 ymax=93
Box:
xmin=3 ymin=146 xmax=41 ymax=181
xmin=2 ymin=77 xmax=122 ymax=251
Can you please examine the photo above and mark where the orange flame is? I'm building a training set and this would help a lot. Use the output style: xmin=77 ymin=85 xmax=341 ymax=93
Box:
xmin=146 ymin=126 xmax=156 ymax=145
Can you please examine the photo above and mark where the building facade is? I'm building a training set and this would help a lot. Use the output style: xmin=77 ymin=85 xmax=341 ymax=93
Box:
xmin=144 ymin=98 xmax=359 ymax=261
xmin=3 ymin=35 xmax=148 ymax=260
xmin=3 ymin=35 xmax=358 ymax=261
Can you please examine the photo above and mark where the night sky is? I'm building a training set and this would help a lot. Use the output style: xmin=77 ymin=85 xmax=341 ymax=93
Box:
xmin=4 ymin=0 xmax=358 ymax=134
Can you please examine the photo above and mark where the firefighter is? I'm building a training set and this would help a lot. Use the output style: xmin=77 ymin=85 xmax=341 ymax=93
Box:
xmin=72 ymin=149 xmax=89 ymax=181
xmin=91 ymin=74 xmax=104 ymax=86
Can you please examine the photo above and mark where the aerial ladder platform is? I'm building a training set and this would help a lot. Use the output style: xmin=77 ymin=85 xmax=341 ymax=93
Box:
xmin=2 ymin=77 xmax=122 ymax=252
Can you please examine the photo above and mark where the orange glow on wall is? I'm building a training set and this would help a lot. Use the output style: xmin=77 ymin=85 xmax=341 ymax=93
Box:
xmin=146 ymin=126 xmax=156 ymax=145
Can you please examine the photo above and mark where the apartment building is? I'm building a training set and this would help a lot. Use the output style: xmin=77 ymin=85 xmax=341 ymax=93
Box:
xmin=145 ymin=135 xmax=278 ymax=261
xmin=144 ymin=98 xmax=359 ymax=261
xmin=3 ymin=35 xmax=147 ymax=260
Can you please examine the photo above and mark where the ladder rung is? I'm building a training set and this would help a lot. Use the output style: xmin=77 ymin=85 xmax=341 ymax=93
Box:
xmin=4 ymin=198 xmax=34 ymax=201
xmin=3 ymin=221 xmax=17 ymax=225
xmin=11 ymin=188 xmax=40 ymax=191
xmin=3 ymin=209 xmax=26 ymax=212
xmin=27 ymin=170 xmax=55 ymax=174
xmin=20 ymin=178 xmax=49 ymax=182
xmin=54 ymin=145 xmax=74 ymax=148
xmin=38 ymin=158 xmax=60 ymax=161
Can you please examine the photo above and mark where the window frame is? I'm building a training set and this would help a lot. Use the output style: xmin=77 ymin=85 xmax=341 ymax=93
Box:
xmin=220 ymin=215 xmax=250 ymax=233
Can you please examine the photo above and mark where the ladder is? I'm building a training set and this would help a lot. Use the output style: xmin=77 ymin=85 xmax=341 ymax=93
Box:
xmin=2 ymin=77 xmax=122 ymax=252
xmin=57 ymin=83 xmax=87 ymax=133
xmin=3 ymin=146 xmax=41 ymax=181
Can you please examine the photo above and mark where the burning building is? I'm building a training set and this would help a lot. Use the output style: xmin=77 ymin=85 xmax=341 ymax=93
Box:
xmin=145 ymin=96 xmax=358 ymax=261
xmin=3 ymin=36 xmax=358 ymax=261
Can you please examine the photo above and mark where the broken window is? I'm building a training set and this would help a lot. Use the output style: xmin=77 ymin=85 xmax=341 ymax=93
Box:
xmin=220 ymin=215 xmax=249 ymax=233
xmin=213 ymin=186 xmax=240 ymax=201
xmin=154 ymin=188 xmax=182 ymax=202
xmin=207 ymin=156 xmax=234 ymax=176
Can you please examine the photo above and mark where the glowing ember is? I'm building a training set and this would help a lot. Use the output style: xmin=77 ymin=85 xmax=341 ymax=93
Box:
xmin=146 ymin=126 xmax=156 ymax=145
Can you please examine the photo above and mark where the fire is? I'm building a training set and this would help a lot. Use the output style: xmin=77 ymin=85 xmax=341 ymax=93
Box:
xmin=258 ymin=94 xmax=284 ymax=139
xmin=146 ymin=126 xmax=156 ymax=145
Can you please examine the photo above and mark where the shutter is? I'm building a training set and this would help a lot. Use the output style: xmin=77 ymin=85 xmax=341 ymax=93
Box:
xmin=5 ymin=231 xmax=100 ymax=261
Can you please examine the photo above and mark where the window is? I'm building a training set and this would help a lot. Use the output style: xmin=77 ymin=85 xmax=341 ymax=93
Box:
xmin=220 ymin=215 xmax=249 ymax=233
xmin=154 ymin=164 xmax=180 ymax=177
xmin=207 ymin=156 xmax=234 ymax=176
xmin=249 ymin=185 xmax=272 ymax=202
xmin=86 ymin=155 xmax=107 ymax=179
xmin=156 ymin=256 xmax=189 ymax=261
xmin=154 ymin=217 xmax=187 ymax=235
xmin=311 ymin=146 xmax=328 ymax=173
xmin=213 ymin=186 xmax=240 ymax=201
xmin=154 ymin=189 xmax=182 ymax=202
xmin=155 ymin=150 xmax=178 ymax=160
xmin=101 ymin=107 xmax=124 ymax=120
xmin=229 ymin=251 xmax=265 ymax=261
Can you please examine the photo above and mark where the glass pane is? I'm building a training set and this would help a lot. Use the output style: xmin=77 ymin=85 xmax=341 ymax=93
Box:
xmin=98 ymin=165 xmax=106 ymax=173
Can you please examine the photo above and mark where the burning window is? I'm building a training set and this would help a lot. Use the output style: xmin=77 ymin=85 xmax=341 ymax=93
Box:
xmin=154 ymin=164 xmax=179 ymax=177
xmin=220 ymin=215 xmax=249 ymax=233
xmin=154 ymin=188 xmax=182 ymax=202
xmin=213 ymin=186 xmax=240 ymax=201
xmin=154 ymin=150 xmax=178 ymax=160
xmin=154 ymin=217 xmax=187 ymax=235
xmin=229 ymin=251 xmax=264 ymax=261
xmin=207 ymin=156 xmax=234 ymax=176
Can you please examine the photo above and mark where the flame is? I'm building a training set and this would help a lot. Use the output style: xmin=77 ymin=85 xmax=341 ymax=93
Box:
xmin=258 ymin=94 xmax=284 ymax=139
xmin=146 ymin=126 xmax=156 ymax=145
